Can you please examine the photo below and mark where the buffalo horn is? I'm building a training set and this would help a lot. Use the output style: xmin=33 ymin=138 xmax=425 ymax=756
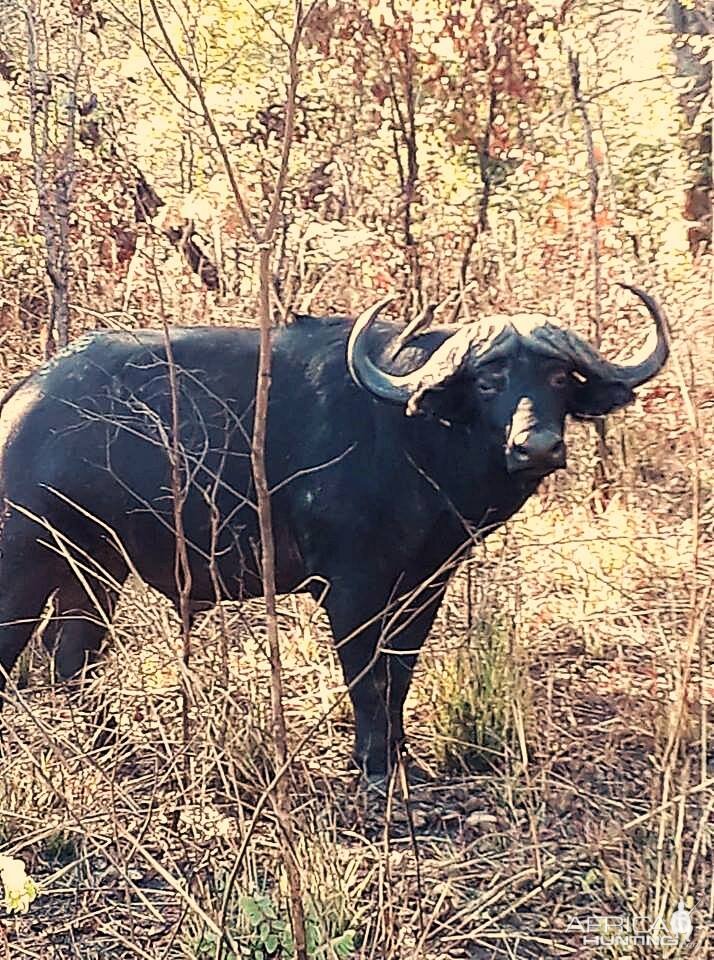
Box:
xmin=347 ymin=285 xmax=669 ymax=409
xmin=347 ymin=299 xmax=510 ymax=408
xmin=528 ymin=285 xmax=669 ymax=387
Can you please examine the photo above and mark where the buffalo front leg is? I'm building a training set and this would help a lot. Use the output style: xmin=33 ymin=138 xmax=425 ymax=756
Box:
xmin=381 ymin=578 xmax=447 ymax=766
xmin=323 ymin=574 xmax=443 ymax=779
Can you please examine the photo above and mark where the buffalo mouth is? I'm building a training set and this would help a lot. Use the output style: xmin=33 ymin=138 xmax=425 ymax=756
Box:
xmin=506 ymin=459 xmax=567 ymax=481
xmin=506 ymin=464 xmax=565 ymax=484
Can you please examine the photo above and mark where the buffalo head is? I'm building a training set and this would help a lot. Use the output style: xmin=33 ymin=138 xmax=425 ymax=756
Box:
xmin=347 ymin=286 xmax=669 ymax=480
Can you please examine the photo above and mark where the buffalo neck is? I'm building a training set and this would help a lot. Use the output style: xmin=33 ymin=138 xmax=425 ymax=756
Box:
xmin=377 ymin=401 xmax=540 ymax=536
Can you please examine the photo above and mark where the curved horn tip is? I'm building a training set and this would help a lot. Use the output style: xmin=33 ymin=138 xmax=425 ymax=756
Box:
xmin=357 ymin=293 xmax=401 ymax=317
xmin=616 ymin=282 xmax=671 ymax=335
xmin=616 ymin=281 xmax=662 ymax=311
xmin=616 ymin=282 xmax=652 ymax=306
xmin=347 ymin=293 xmax=410 ymax=402
xmin=349 ymin=293 xmax=401 ymax=347
xmin=613 ymin=282 xmax=670 ymax=386
xmin=349 ymin=293 xmax=399 ymax=341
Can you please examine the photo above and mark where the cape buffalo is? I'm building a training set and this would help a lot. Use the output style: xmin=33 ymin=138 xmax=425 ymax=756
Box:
xmin=0 ymin=287 xmax=668 ymax=777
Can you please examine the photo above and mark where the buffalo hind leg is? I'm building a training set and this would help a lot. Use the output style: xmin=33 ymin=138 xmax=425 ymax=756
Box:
xmin=42 ymin=573 xmax=124 ymax=682
xmin=0 ymin=584 xmax=52 ymax=700
xmin=0 ymin=537 xmax=66 ymax=700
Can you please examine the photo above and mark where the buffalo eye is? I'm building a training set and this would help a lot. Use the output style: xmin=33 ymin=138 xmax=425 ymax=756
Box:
xmin=477 ymin=374 xmax=506 ymax=397
xmin=549 ymin=370 xmax=569 ymax=389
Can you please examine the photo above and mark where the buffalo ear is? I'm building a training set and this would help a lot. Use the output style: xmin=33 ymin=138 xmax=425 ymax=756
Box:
xmin=569 ymin=378 xmax=636 ymax=419
xmin=407 ymin=377 xmax=476 ymax=423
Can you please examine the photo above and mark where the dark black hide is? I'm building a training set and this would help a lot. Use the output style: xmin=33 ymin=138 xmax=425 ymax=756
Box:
xmin=0 ymin=318 xmax=612 ymax=774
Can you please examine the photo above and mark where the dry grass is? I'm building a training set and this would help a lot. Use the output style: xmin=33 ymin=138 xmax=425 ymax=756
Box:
xmin=0 ymin=270 xmax=712 ymax=959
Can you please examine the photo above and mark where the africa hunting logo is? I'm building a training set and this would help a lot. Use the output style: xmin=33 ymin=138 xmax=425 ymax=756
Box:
xmin=566 ymin=900 xmax=696 ymax=949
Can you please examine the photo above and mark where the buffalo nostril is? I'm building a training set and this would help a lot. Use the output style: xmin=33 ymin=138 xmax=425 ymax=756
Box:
xmin=507 ymin=433 xmax=566 ymax=473
xmin=512 ymin=445 xmax=532 ymax=461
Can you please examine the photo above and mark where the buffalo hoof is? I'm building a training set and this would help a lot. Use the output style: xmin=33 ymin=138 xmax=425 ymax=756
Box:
xmin=405 ymin=760 xmax=434 ymax=785
xmin=364 ymin=773 xmax=390 ymax=797
xmin=357 ymin=758 xmax=434 ymax=794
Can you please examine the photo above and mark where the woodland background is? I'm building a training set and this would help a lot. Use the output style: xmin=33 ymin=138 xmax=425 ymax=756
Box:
xmin=0 ymin=1 xmax=713 ymax=958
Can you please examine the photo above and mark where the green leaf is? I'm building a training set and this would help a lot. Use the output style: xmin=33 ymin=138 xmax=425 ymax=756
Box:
xmin=580 ymin=867 xmax=601 ymax=892
xmin=306 ymin=919 xmax=320 ymax=953
xmin=333 ymin=930 xmax=357 ymax=957
xmin=240 ymin=895 xmax=264 ymax=926
xmin=261 ymin=899 xmax=278 ymax=920
xmin=264 ymin=933 xmax=278 ymax=952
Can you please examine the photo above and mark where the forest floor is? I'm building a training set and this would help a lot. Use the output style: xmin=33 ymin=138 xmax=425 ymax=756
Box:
xmin=0 ymin=296 xmax=713 ymax=960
